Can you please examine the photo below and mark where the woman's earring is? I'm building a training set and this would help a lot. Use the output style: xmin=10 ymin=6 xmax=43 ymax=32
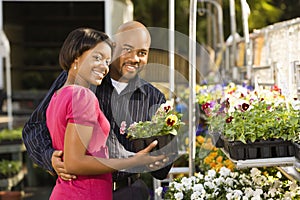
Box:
xmin=74 ymin=64 xmax=77 ymax=70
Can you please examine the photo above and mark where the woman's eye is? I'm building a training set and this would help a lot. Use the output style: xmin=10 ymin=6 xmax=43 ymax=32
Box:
xmin=105 ymin=60 xmax=111 ymax=66
xmin=94 ymin=55 xmax=102 ymax=61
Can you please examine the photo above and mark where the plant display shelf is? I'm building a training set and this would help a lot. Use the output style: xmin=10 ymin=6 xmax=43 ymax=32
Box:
xmin=0 ymin=143 xmax=26 ymax=161
xmin=221 ymin=148 xmax=300 ymax=182
xmin=0 ymin=143 xmax=26 ymax=191
xmin=221 ymin=148 xmax=295 ymax=169
xmin=0 ymin=168 xmax=25 ymax=190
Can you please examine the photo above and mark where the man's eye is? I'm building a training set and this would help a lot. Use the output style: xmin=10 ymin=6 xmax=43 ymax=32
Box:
xmin=123 ymin=48 xmax=132 ymax=53
xmin=139 ymin=51 xmax=147 ymax=56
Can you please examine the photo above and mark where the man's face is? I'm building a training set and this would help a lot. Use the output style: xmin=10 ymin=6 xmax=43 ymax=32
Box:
xmin=110 ymin=28 xmax=150 ymax=82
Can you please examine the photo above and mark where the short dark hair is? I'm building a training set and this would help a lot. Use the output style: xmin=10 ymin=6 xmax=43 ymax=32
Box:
xmin=59 ymin=27 xmax=114 ymax=71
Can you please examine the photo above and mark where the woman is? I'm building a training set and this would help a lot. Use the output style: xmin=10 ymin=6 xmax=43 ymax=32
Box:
xmin=46 ymin=28 xmax=163 ymax=200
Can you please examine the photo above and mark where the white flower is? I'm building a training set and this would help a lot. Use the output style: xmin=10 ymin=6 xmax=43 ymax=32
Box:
xmin=226 ymin=191 xmax=242 ymax=200
xmin=290 ymin=99 xmax=300 ymax=110
xmin=193 ymin=183 xmax=204 ymax=192
xmin=250 ymin=168 xmax=261 ymax=176
xmin=181 ymin=177 xmax=193 ymax=190
xmin=207 ymin=169 xmax=216 ymax=178
xmin=155 ymin=187 xmax=163 ymax=196
xmin=174 ymin=192 xmax=184 ymax=200
xmin=268 ymin=187 xmax=277 ymax=197
xmin=163 ymin=167 xmax=300 ymax=199
xmin=173 ymin=182 xmax=184 ymax=192
xmin=276 ymin=171 xmax=282 ymax=179
xmin=225 ymin=177 xmax=235 ymax=187
xmin=253 ymin=189 xmax=263 ymax=196
xmin=244 ymin=187 xmax=254 ymax=197
xmin=204 ymin=181 xmax=215 ymax=189
xmin=219 ymin=166 xmax=231 ymax=177
xmin=191 ymin=191 xmax=202 ymax=200
xmin=157 ymin=101 xmax=174 ymax=114
xmin=195 ymin=172 xmax=204 ymax=179
xmin=214 ymin=177 xmax=226 ymax=186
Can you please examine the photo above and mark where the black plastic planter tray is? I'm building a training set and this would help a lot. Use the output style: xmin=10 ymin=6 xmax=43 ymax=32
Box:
xmin=223 ymin=138 xmax=295 ymax=160
xmin=293 ymin=142 xmax=300 ymax=160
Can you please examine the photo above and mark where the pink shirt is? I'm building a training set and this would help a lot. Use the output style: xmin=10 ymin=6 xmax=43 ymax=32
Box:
xmin=46 ymin=85 xmax=112 ymax=200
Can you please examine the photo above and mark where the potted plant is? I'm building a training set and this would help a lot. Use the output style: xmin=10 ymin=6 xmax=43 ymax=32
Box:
xmin=0 ymin=160 xmax=23 ymax=200
xmin=120 ymin=101 xmax=185 ymax=157
xmin=202 ymin=85 xmax=300 ymax=160
xmin=0 ymin=128 xmax=23 ymax=145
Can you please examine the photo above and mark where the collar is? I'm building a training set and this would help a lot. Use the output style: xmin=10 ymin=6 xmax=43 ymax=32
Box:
xmin=104 ymin=73 xmax=147 ymax=95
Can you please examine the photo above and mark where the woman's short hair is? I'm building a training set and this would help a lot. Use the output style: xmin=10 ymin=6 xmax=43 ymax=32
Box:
xmin=59 ymin=27 xmax=114 ymax=71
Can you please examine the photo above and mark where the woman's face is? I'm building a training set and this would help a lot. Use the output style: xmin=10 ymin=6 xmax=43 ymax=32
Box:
xmin=75 ymin=42 xmax=111 ymax=87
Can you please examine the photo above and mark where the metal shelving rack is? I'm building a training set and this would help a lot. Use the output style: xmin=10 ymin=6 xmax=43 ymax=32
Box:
xmin=221 ymin=148 xmax=300 ymax=181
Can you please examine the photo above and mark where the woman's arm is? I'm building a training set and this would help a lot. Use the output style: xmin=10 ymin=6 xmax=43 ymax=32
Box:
xmin=63 ymin=123 xmax=164 ymax=175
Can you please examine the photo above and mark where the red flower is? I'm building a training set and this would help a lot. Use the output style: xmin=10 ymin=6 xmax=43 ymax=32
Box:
xmin=241 ymin=103 xmax=249 ymax=111
xmin=202 ymin=102 xmax=210 ymax=110
xmin=164 ymin=105 xmax=171 ymax=113
xmin=226 ymin=116 xmax=233 ymax=123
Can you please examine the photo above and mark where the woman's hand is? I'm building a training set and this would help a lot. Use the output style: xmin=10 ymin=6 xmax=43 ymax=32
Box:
xmin=134 ymin=140 xmax=166 ymax=170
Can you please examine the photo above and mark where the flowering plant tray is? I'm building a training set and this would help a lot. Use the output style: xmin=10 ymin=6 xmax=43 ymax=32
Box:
xmin=223 ymin=138 xmax=294 ymax=160
xmin=293 ymin=142 xmax=300 ymax=160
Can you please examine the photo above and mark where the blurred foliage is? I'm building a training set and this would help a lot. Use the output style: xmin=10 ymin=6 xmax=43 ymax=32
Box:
xmin=131 ymin=0 xmax=300 ymax=44
xmin=0 ymin=160 xmax=22 ymax=178
xmin=0 ymin=128 xmax=22 ymax=142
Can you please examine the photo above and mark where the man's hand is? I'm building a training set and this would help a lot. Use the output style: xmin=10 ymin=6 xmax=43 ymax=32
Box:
xmin=52 ymin=150 xmax=77 ymax=181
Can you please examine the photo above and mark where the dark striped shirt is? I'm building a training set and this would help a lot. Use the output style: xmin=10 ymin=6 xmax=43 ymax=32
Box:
xmin=22 ymin=71 xmax=67 ymax=174
xmin=22 ymin=71 xmax=171 ymax=180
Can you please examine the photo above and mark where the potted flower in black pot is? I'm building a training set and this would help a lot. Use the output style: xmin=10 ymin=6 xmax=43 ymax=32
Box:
xmin=120 ymin=101 xmax=185 ymax=160
xmin=203 ymin=85 xmax=299 ymax=160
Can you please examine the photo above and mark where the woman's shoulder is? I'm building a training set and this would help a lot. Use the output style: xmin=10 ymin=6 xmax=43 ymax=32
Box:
xmin=61 ymin=85 xmax=94 ymax=96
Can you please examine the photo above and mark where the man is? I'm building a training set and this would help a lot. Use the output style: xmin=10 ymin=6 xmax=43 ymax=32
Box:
xmin=22 ymin=21 xmax=173 ymax=200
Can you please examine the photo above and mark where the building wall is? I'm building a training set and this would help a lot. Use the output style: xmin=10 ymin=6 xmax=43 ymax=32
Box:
xmin=3 ymin=2 xmax=107 ymax=90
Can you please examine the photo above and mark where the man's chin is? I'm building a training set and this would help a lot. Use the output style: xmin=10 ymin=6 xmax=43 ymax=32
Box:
xmin=122 ymin=72 xmax=137 ymax=80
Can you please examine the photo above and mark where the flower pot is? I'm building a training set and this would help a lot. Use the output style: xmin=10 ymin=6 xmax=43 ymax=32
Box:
xmin=0 ymin=191 xmax=22 ymax=200
xmin=209 ymin=132 xmax=224 ymax=148
xmin=131 ymin=134 xmax=178 ymax=159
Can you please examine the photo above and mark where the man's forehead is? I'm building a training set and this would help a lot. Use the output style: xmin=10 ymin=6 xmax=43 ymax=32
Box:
xmin=117 ymin=39 xmax=150 ymax=50
xmin=120 ymin=42 xmax=149 ymax=50
xmin=114 ymin=28 xmax=150 ymax=48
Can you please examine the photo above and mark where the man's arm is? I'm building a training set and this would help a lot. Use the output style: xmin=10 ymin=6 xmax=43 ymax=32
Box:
xmin=22 ymin=71 xmax=67 ymax=174
xmin=22 ymin=122 xmax=55 ymax=173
